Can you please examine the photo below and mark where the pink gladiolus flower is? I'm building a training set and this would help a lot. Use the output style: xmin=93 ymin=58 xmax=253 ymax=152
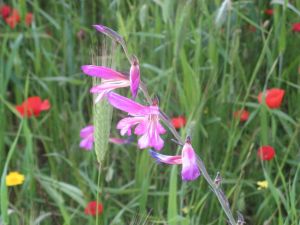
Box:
xmin=149 ymin=137 xmax=200 ymax=181
xmin=107 ymin=92 xmax=166 ymax=151
xmin=81 ymin=65 xmax=130 ymax=102
xmin=80 ymin=125 xmax=94 ymax=150
xmin=130 ymin=56 xmax=140 ymax=99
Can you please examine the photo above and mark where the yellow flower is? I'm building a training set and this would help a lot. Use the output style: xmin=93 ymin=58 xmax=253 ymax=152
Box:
xmin=6 ymin=172 xmax=25 ymax=186
xmin=257 ymin=180 xmax=268 ymax=190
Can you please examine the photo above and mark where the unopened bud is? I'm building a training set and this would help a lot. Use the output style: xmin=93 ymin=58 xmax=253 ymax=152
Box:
xmin=214 ymin=172 xmax=222 ymax=188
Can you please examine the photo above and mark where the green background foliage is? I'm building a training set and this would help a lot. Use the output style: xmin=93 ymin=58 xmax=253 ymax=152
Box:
xmin=1 ymin=0 xmax=300 ymax=224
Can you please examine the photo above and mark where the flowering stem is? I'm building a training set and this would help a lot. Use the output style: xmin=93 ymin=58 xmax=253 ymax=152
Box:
xmin=139 ymin=71 xmax=237 ymax=224
xmin=197 ymin=157 xmax=237 ymax=225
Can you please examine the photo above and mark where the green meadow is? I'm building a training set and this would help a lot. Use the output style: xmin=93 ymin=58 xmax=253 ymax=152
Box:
xmin=1 ymin=0 xmax=300 ymax=224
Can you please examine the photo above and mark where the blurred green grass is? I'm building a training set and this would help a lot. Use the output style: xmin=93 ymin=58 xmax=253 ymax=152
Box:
xmin=1 ymin=0 xmax=300 ymax=224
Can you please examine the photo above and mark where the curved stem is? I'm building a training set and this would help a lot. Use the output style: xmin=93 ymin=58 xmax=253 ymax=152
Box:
xmin=197 ymin=157 xmax=237 ymax=225
xmin=139 ymin=71 xmax=237 ymax=224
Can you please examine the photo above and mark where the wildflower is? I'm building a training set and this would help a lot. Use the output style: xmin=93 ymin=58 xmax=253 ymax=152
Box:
xmin=5 ymin=9 xmax=20 ymax=29
xmin=257 ymin=180 xmax=268 ymax=190
xmin=264 ymin=9 xmax=273 ymax=16
xmin=257 ymin=145 xmax=275 ymax=161
xmin=233 ymin=109 xmax=249 ymax=122
xmin=109 ymin=136 xmax=133 ymax=145
xmin=15 ymin=96 xmax=50 ymax=118
xmin=25 ymin=13 xmax=33 ymax=26
xmin=6 ymin=171 xmax=25 ymax=186
xmin=107 ymin=92 xmax=166 ymax=151
xmin=129 ymin=56 xmax=140 ymax=99
xmin=292 ymin=23 xmax=300 ymax=32
xmin=80 ymin=125 xmax=94 ymax=150
xmin=257 ymin=88 xmax=285 ymax=109
xmin=171 ymin=116 xmax=187 ymax=129
xmin=0 ymin=4 xmax=11 ymax=19
xmin=84 ymin=201 xmax=103 ymax=216
xmin=81 ymin=65 xmax=130 ymax=103
xmin=149 ymin=136 xmax=200 ymax=181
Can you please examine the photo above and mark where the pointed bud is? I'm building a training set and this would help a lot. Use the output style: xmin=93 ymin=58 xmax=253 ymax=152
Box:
xmin=214 ymin=172 xmax=222 ymax=188
xmin=129 ymin=55 xmax=140 ymax=99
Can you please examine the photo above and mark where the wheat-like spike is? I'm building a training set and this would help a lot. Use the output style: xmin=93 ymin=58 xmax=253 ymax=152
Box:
xmin=93 ymin=40 xmax=114 ymax=167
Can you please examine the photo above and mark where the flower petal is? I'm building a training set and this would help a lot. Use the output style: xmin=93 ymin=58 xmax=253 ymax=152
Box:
xmin=258 ymin=88 xmax=285 ymax=109
xmin=81 ymin=65 xmax=127 ymax=80
xmin=149 ymin=149 xmax=182 ymax=164
xmin=181 ymin=143 xmax=200 ymax=181
xmin=116 ymin=117 xmax=143 ymax=136
xmin=93 ymin=24 xmax=125 ymax=46
xmin=129 ymin=56 xmax=140 ymax=98
xmin=107 ymin=92 xmax=159 ymax=115
xmin=90 ymin=80 xmax=130 ymax=93
xmin=138 ymin=133 xmax=150 ymax=149
xmin=80 ymin=125 xmax=94 ymax=138
xmin=134 ymin=120 xmax=147 ymax=135
xmin=80 ymin=137 xmax=94 ymax=150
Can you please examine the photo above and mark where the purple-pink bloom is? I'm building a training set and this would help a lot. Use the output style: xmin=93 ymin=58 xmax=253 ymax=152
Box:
xmin=130 ymin=56 xmax=140 ymax=99
xmin=81 ymin=65 xmax=130 ymax=102
xmin=80 ymin=125 xmax=94 ymax=150
xmin=109 ymin=136 xmax=133 ymax=145
xmin=149 ymin=138 xmax=200 ymax=181
xmin=107 ymin=92 xmax=166 ymax=151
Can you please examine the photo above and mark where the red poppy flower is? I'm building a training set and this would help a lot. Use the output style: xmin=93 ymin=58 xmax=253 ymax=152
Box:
xmin=0 ymin=4 xmax=11 ymax=19
xmin=264 ymin=9 xmax=273 ymax=16
xmin=257 ymin=145 xmax=275 ymax=161
xmin=15 ymin=96 xmax=51 ymax=118
xmin=25 ymin=13 xmax=33 ymax=26
xmin=257 ymin=88 xmax=285 ymax=109
xmin=171 ymin=116 xmax=186 ymax=129
xmin=233 ymin=109 xmax=249 ymax=122
xmin=292 ymin=23 xmax=300 ymax=32
xmin=84 ymin=201 xmax=103 ymax=216
xmin=5 ymin=9 xmax=20 ymax=29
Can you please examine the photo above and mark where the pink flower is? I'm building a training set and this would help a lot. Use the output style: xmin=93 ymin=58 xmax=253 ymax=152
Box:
xmin=84 ymin=24 xmax=141 ymax=99
xmin=130 ymin=56 xmax=140 ymax=99
xmin=109 ymin=137 xmax=133 ymax=145
xmin=81 ymin=65 xmax=130 ymax=103
xmin=257 ymin=88 xmax=285 ymax=109
xmin=107 ymin=92 xmax=166 ymax=151
xmin=149 ymin=137 xmax=200 ymax=181
xmin=80 ymin=125 xmax=94 ymax=150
